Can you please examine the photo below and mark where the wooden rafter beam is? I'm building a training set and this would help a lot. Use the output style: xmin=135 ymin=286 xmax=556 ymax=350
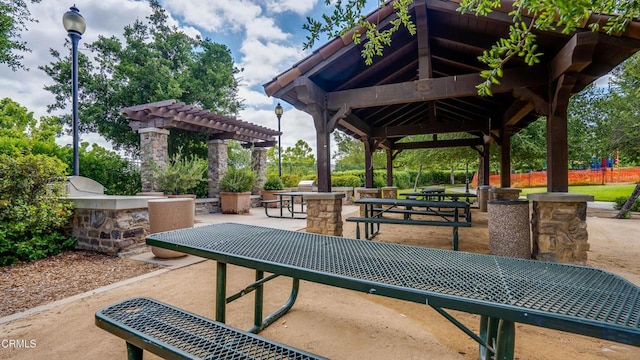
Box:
xmin=327 ymin=67 xmax=547 ymax=110
xmin=512 ymin=88 xmax=548 ymax=115
xmin=503 ymin=99 xmax=534 ymax=127
xmin=372 ymin=121 xmax=486 ymax=138
xmin=393 ymin=138 xmax=483 ymax=150
xmin=550 ymin=32 xmax=599 ymax=82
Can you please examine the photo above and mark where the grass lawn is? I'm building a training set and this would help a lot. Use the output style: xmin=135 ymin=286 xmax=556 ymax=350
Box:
xmin=397 ymin=184 xmax=636 ymax=202
xmin=518 ymin=184 xmax=636 ymax=202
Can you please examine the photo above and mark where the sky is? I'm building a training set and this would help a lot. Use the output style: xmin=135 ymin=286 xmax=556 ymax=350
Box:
xmin=0 ymin=0 xmax=377 ymax=155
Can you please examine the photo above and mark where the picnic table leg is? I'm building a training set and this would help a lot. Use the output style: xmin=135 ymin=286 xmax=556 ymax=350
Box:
xmin=355 ymin=222 xmax=361 ymax=239
xmin=216 ymin=262 xmax=227 ymax=323
xmin=249 ymin=278 xmax=300 ymax=333
xmin=126 ymin=342 xmax=143 ymax=360
xmin=479 ymin=315 xmax=499 ymax=360
xmin=494 ymin=320 xmax=515 ymax=360
xmin=254 ymin=270 xmax=264 ymax=331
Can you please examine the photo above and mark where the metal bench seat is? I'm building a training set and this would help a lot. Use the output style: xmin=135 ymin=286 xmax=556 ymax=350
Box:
xmin=346 ymin=216 xmax=470 ymax=250
xmin=95 ymin=297 xmax=326 ymax=360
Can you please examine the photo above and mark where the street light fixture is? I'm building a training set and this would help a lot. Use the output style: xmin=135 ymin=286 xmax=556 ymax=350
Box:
xmin=274 ymin=103 xmax=284 ymax=177
xmin=63 ymin=5 xmax=86 ymax=176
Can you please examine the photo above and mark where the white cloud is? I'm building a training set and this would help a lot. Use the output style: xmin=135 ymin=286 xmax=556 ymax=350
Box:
xmin=266 ymin=0 xmax=318 ymax=15
xmin=238 ymin=38 xmax=304 ymax=86
xmin=162 ymin=0 xmax=262 ymax=33
xmin=245 ymin=16 xmax=290 ymax=42
xmin=238 ymin=86 xmax=272 ymax=107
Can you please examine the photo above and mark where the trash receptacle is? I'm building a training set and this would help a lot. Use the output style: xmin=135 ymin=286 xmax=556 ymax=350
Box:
xmin=488 ymin=199 xmax=531 ymax=259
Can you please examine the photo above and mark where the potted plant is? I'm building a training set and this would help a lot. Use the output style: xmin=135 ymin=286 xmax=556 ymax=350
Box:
xmin=219 ymin=168 xmax=256 ymax=214
xmin=262 ymin=176 xmax=285 ymax=208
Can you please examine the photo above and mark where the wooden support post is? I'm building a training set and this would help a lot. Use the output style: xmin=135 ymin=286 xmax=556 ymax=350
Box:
xmin=547 ymin=74 xmax=576 ymax=192
xmin=500 ymin=127 xmax=512 ymax=188
xmin=483 ymin=143 xmax=490 ymax=186
xmin=386 ymin=149 xmax=393 ymax=187
xmin=364 ymin=138 xmax=374 ymax=188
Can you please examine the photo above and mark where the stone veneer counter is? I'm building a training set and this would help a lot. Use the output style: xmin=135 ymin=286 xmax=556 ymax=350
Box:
xmin=69 ymin=195 xmax=165 ymax=255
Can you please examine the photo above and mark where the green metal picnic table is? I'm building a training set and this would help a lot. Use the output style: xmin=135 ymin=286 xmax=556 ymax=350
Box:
xmin=147 ymin=223 xmax=640 ymax=360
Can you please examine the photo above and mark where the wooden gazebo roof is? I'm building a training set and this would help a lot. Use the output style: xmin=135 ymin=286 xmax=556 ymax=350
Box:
xmin=263 ymin=0 xmax=640 ymax=152
xmin=122 ymin=100 xmax=278 ymax=147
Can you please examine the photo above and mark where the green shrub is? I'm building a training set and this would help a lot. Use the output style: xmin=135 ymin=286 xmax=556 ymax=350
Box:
xmin=302 ymin=174 xmax=317 ymax=181
xmin=0 ymin=153 xmax=75 ymax=265
xmin=281 ymin=174 xmax=301 ymax=188
xmin=613 ymin=196 xmax=640 ymax=212
xmin=80 ymin=144 xmax=140 ymax=195
xmin=151 ymin=151 xmax=207 ymax=195
xmin=263 ymin=176 xmax=284 ymax=191
xmin=331 ymin=175 xmax=361 ymax=187
xmin=220 ymin=168 xmax=255 ymax=192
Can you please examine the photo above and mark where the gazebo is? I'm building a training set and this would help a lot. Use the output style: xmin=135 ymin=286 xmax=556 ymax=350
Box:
xmin=263 ymin=0 xmax=640 ymax=263
xmin=122 ymin=100 xmax=279 ymax=196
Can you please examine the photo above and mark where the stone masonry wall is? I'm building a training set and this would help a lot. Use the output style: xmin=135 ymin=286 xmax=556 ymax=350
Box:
xmin=306 ymin=194 xmax=345 ymax=236
xmin=139 ymin=128 xmax=169 ymax=192
xmin=72 ymin=208 xmax=149 ymax=255
xmin=531 ymin=201 xmax=589 ymax=264
xmin=251 ymin=148 xmax=268 ymax=195
xmin=208 ymin=139 xmax=228 ymax=197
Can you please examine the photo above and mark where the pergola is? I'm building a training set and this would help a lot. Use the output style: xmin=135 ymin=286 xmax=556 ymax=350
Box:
xmin=123 ymin=99 xmax=278 ymax=148
xmin=122 ymin=99 xmax=279 ymax=196
xmin=263 ymin=0 xmax=640 ymax=193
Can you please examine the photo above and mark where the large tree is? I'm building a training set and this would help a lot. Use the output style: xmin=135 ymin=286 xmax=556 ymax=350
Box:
xmin=305 ymin=0 xmax=640 ymax=95
xmin=0 ymin=0 xmax=41 ymax=71
xmin=40 ymin=0 xmax=242 ymax=156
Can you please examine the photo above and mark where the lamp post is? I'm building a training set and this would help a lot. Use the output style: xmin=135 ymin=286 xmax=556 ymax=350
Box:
xmin=63 ymin=5 xmax=86 ymax=176
xmin=274 ymin=103 xmax=284 ymax=177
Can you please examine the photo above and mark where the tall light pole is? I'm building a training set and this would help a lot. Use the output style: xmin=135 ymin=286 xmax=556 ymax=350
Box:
xmin=274 ymin=103 xmax=284 ymax=177
xmin=63 ymin=5 xmax=86 ymax=176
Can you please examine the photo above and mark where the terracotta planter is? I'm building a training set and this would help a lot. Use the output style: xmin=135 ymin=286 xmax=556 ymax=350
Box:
xmin=148 ymin=198 xmax=195 ymax=258
xmin=220 ymin=192 xmax=252 ymax=214
xmin=262 ymin=190 xmax=285 ymax=208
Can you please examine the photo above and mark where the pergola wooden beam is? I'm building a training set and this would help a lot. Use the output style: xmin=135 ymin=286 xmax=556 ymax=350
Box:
xmin=550 ymin=32 xmax=599 ymax=82
xmin=327 ymin=67 xmax=547 ymax=109
xmin=122 ymin=100 xmax=278 ymax=145
xmin=393 ymin=138 xmax=483 ymax=150
xmin=372 ymin=121 xmax=486 ymax=138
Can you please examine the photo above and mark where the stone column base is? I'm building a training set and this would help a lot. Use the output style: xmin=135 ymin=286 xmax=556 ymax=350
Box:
xmin=477 ymin=185 xmax=495 ymax=212
xmin=527 ymin=193 xmax=593 ymax=264
xmin=356 ymin=188 xmax=381 ymax=216
xmin=305 ymin=193 xmax=345 ymax=236
xmin=489 ymin=187 xmax=521 ymax=201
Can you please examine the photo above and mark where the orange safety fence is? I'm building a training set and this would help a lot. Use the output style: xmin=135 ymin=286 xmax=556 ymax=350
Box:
xmin=471 ymin=167 xmax=640 ymax=188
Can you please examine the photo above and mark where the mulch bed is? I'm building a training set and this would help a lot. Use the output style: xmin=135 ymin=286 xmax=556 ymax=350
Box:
xmin=0 ymin=250 xmax=161 ymax=318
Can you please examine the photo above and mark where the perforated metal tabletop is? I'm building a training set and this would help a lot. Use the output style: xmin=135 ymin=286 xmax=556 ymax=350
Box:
xmin=147 ymin=222 xmax=640 ymax=348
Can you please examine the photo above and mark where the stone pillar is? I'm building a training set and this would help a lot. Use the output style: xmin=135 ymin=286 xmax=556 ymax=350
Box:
xmin=356 ymin=188 xmax=381 ymax=216
xmin=381 ymin=186 xmax=398 ymax=200
xmin=207 ymin=139 xmax=228 ymax=198
xmin=488 ymin=199 xmax=531 ymax=259
xmin=139 ymin=128 xmax=169 ymax=192
xmin=489 ymin=187 xmax=521 ymax=201
xmin=477 ymin=185 xmax=495 ymax=212
xmin=305 ymin=193 xmax=346 ymax=236
xmin=251 ymin=148 xmax=268 ymax=195
xmin=528 ymin=193 xmax=593 ymax=264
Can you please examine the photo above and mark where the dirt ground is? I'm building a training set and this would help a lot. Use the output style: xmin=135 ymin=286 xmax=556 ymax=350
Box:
xmin=0 ymin=206 xmax=639 ymax=360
